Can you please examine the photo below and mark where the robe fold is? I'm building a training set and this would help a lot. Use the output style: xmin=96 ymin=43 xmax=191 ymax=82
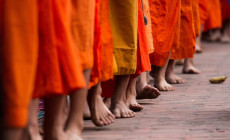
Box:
xmin=171 ymin=0 xmax=196 ymax=59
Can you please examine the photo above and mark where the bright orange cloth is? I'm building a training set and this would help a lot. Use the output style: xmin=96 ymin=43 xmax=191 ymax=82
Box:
xmin=0 ymin=0 xmax=38 ymax=127
xmin=71 ymin=0 xmax=95 ymax=70
xmin=142 ymin=0 xmax=154 ymax=54
xmin=89 ymin=0 xmax=101 ymax=88
xmin=33 ymin=0 xmax=86 ymax=98
xmin=192 ymin=0 xmax=201 ymax=37
xmin=171 ymin=0 xmax=196 ymax=59
xmin=149 ymin=0 xmax=180 ymax=66
xmin=89 ymin=0 xmax=114 ymax=88
xmin=199 ymin=0 xmax=209 ymax=25
xmin=203 ymin=0 xmax=222 ymax=31
xmin=133 ymin=0 xmax=151 ymax=77
xmin=221 ymin=0 xmax=230 ymax=21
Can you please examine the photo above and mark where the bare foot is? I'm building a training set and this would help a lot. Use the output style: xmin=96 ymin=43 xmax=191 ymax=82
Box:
xmin=136 ymin=85 xmax=160 ymax=99
xmin=183 ymin=58 xmax=201 ymax=74
xmin=166 ymin=73 xmax=185 ymax=84
xmin=154 ymin=79 xmax=175 ymax=91
xmin=111 ymin=101 xmax=136 ymax=118
xmin=196 ymin=44 xmax=203 ymax=53
xmin=126 ymin=93 xmax=143 ymax=112
xmin=126 ymin=78 xmax=143 ymax=112
xmin=136 ymin=72 xmax=160 ymax=99
xmin=88 ymin=84 xmax=115 ymax=126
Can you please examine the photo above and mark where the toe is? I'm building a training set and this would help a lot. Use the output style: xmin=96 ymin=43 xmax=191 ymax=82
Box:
xmin=113 ymin=110 xmax=121 ymax=119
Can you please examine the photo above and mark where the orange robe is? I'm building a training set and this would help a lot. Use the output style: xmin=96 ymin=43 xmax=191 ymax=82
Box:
xmin=203 ymin=0 xmax=222 ymax=31
xmin=89 ymin=0 xmax=114 ymax=88
xmin=199 ymin=0 xmax=209 ymax=25
xmin=33 ymin=0 xmax=86 ymax=98
xmin=71 ymin=0 xmax=95 ymax=70
xmin=221 ymin=0 xmax=230 ymax=21
xmin=149 ymin=0 xmax=180 ymax=66
xmin=0 ymin=0 xmax=39 ymax=127
xmin=171 ymin=0 xmax=196 ymax=59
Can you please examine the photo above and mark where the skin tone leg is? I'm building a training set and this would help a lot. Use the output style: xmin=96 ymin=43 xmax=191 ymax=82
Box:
xmin=182 ymin=58 xmax=201 ymax=74
xmin=2 ymin=128 xmax=24 ymax=140
xmin=196 ymin=25 xmax=204 ymax=53
xmin=150 ymin=53 xmax=175 ymax=91
xmin=87 ymin=83 xmax=115 ymax=126
xmin=25 ymin=99 xmax=42 ymax=140
xmin=111 ymin=75 xmax=135 ymax=118
xmin=126 ymin=77 xmax=144 ymax=112
xmin=43 ymin=95 xmax=68 ymax=140
xmin=65 ymin=69 xmax=91 ymax=140
xmin=220 ymin=21 xmax=230 ymax=43
xmin=165 ymin=59 xmax=185 ymax=84
xmin=136 ymin=72 xmax=161 ymax=99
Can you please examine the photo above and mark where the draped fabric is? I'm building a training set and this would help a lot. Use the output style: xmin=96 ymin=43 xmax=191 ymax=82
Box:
xmin=149 ymin=0 xmax=180 ymax=66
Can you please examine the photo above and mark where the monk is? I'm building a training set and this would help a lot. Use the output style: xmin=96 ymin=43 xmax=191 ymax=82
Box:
xmin=149 ymin=0 xmax=181 ymax=91
xmin=135 ymin=0 xmax=161 ymax=100
xmin=170 ymin=0 xmax=200 ymax=78
xmin=61 ymin=0 xmax=95 ymax=139
xmin=104 ymin=0 xmax=138 ymax=118
xmin=87 ymin=0 xmax=115 ymax=126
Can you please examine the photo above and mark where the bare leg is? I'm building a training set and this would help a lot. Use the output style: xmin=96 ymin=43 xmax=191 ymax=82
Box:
xmin=65 ymin=69 xmax=91 ymax=140
xmin=166 ymin=59 xmax=185 ymax=84
xmin=150 ymin=54 xmax=175 ymax=91
xmin=175 ymin=59 xmax=184 ymax=66
xmin=111 ymin=75 xmax=135 ymax=118
xmin=25 ymin=99 xmax=42 ymax=140
xmin=220 ymin=21 xmax=230 ymax=43
xmin=196 ymin=25 xmax=204 ymax=53
xmin=83 ymin=103 xmax=91 ymax=120
xmin=126 ymin=77 xmax=143 ymax=112
xmin=2 ymin=128 xmax=24 ymax=140
xmin=43 ymin=95 xmax=68 ymax=140
xmin=182 ymin=58 xmax=201 ymax=74
xmin=136 ymin=72 xmax=160 ymax=99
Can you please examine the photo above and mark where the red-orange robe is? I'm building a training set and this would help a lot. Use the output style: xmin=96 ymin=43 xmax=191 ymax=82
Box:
xmin=199 ymin=0 xmax=209 ymax=25
xmin=192 ymin=0 xmax=201 ymax=37
xmin=133 ymin=0 xmax=151 ymax=77
xmin=203 ymin=0 xmax=222 ymax=31
xmin=149 ymin=0 xmax=180 ymax=66
xmin=89 ymin=0 xmax=114 ymax=88
xmin=221 ymin=0 xmax=230 ymax=21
